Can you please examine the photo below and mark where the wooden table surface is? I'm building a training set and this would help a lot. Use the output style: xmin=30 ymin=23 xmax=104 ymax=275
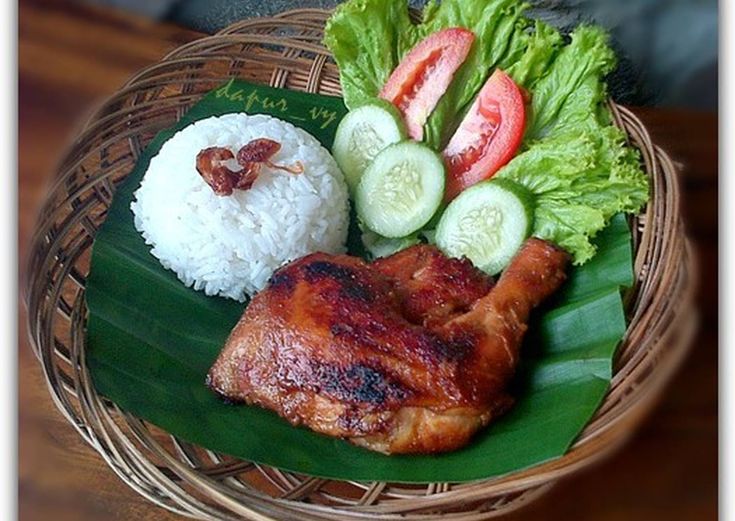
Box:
xmin=18 ymin=1 xmax=718 ymax=520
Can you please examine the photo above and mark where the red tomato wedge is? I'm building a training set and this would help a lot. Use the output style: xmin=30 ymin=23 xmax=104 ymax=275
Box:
xmin=442 ymin=69 xmax=526 ymax=201
xmin=380 ymin=28 xmax=475 ymax=141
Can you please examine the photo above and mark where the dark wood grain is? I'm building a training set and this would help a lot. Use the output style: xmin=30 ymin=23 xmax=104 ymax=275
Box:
xmin=18 ymin=1 xmax=717 ymax=520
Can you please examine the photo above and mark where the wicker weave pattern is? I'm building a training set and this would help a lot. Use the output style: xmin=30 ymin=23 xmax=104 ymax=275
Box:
xmin=24 ymin=11 xmax=697 ymax=520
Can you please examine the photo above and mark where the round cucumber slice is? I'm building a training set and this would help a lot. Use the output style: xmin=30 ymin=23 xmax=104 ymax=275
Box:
xmin=361 ymin=227 xmax=420 ymax=259
xmin=435 ymin=178 xmax=534 ymax=275
xmin=332 ymin=99 xmax=406 ymax=193
xmin=356 ymin=141 xmax=445 ymax=239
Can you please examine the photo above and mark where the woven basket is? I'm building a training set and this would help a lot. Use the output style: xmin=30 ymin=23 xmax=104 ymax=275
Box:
xmin=24 ymin=10 xmax=697 ymax=520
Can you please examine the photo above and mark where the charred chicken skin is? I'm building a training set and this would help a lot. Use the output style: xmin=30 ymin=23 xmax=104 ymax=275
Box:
xmin=207 ymin=239 xmax=569 ymax=454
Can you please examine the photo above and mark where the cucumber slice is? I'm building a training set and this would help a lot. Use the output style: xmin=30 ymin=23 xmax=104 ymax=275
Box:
xmin=435 ymin=179 xmax=534 ymax=275
xmin=356 ymin=141 xmax=445 ymax=238
xmin=332 ymin=100 xmax=406 ymax=193
xmin=361 ymin=227 xmax=420 ymax=259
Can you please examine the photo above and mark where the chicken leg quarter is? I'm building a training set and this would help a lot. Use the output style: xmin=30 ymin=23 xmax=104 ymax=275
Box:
xmin=207 ymin=238 xmax=569 ymax=454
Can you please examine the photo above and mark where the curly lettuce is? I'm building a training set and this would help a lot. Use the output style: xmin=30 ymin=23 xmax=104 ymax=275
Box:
xmin=497 ymin=125 xmax=648 ymax=263
xmin=323 ymin=0 xmax=414 ymax=108
xmin=324 ymin=0 xmax=649 ymax=265
xmin=497 ymin=27 xmax=648 ymax=263
xmin=525 ymin=25 xmax=617 ymax=140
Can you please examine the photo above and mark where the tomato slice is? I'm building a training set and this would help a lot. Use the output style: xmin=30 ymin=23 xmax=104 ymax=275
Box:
xmin=380 ymin=28 xmax=475 ymax=141
xmin=442 ymin=69 xmax=526 ymax=201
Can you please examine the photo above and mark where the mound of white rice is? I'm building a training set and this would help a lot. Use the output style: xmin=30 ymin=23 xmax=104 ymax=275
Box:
xmin=131 ymin=113 xmax=349 ymax=301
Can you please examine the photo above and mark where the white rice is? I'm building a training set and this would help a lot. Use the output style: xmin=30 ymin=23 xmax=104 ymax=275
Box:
xmin=130 ymin=113 xmax=349 ymax=301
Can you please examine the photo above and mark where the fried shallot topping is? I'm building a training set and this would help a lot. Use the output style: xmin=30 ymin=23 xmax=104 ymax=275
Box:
xmin=195 ymin=147 xmax=237 ymax=196
xmin=195 ymin=138 xmax=303 ymax=196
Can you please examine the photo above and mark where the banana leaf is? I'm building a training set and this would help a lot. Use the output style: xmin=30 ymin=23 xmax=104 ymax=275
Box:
xmin=85 ymin=79 xmax=635 ymax=483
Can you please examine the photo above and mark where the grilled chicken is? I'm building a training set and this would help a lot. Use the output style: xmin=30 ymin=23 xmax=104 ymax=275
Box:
xmin=207 ymin=239 xmax=569 ymax=454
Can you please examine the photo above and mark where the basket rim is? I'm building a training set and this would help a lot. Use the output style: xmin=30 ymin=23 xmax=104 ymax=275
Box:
xmin=23 ymin=8 xmax=698 ymax=520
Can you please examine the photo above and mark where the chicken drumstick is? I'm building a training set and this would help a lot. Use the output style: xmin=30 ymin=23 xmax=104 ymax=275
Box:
xmin=207 ymin=238 xmax=569 ymax=454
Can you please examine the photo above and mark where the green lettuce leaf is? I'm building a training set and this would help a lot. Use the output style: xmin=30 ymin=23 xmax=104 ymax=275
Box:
xmin=506 ymin=21 xmax=564 ymax=90
xmin=525 ymin=25 xmax=617 ymax=140
xmin=496 ymin=26 xmax=648 ymax=263
xmin=323 ymin=0 xmax=413 ymax=108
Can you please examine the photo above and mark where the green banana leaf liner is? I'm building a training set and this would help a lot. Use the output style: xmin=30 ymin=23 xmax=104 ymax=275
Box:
xmin=86 ymin=79 xmax=635 ymax=483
